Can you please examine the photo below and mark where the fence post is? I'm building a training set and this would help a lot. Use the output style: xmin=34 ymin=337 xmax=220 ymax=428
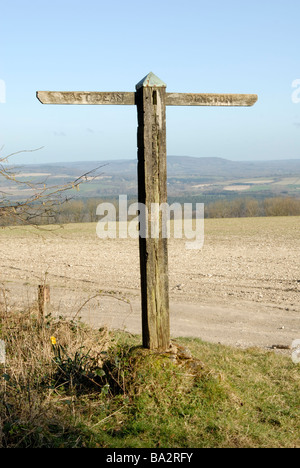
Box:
xmin=38 ymin=285 xmax=50 ymax=322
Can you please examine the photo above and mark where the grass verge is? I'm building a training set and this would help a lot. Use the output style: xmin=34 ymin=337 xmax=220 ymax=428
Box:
xmin=0 ymin=306 xmax=299 ymax=448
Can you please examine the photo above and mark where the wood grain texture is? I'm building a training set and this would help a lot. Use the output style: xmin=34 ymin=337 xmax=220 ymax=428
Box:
xmin=37 ymin=91 xmax=258 ymax=107
xmin=36 ymin=91 xmax=136 ymax=105
xmin=136 ymin=86 xmax=170 ymax=351
xmin=166 ymin=93 xmax=258 ymax=107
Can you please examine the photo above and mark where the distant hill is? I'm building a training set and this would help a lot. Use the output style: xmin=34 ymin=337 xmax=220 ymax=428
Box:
xmin=166 ymin=156 xmax=300 ymax=178
xmin=3 ymin=156 xmax=300 ymax=200
xmin=20 ymin=156 xmax=300 ymax=179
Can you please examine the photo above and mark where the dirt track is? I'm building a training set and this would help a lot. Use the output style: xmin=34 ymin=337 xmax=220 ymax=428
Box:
xmin=0 ymin=217 xmax=299 ymax=353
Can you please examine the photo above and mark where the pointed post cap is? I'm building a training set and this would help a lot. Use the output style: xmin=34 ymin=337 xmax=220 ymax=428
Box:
xmin=136 ymin=72 xmax=167 ymax=90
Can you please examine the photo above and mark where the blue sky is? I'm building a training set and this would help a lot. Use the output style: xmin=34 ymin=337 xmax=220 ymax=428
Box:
xmin=0 ymin=0 xmax=300 ymax=164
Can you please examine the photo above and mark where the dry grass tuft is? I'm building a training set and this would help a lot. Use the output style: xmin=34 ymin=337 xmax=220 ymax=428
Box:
xmin=0 ymin=297 xmax=112 ymax=448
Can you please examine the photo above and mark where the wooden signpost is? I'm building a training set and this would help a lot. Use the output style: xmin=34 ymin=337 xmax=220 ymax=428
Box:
xmin=37 ymin=72 xmax=257 ymax=351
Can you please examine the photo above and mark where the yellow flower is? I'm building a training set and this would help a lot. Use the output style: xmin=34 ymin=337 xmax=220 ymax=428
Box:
xmin=50 ymin=336 xmax=57 ymax=345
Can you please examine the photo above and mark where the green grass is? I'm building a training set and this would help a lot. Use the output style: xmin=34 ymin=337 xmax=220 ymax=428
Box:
xmin=247 ymin=185 xmax=274 ymax=192
xmin=0 ymin=310 xmax=299 ymax=448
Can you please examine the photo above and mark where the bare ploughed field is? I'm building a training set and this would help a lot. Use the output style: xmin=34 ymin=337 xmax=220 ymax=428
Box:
xmin=0 ymin=217 xmax=299 ymax=352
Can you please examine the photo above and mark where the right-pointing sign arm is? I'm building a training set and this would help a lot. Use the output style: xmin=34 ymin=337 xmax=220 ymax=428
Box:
xmin=165 ymin=93 xmax=258 ymax=107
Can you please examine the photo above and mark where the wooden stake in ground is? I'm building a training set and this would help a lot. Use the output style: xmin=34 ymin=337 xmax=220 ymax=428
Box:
xmin=38 ymin=285 xmax=50 ymax=322
xmin=0 ymin=340 xmax=5 ymax=365
xmin=37 ymin=72 xmax=258 ymax=351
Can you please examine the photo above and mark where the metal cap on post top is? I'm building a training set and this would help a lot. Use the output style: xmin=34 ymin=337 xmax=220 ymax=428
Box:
xmin=136 ymin=72 xmax=167 ymax=90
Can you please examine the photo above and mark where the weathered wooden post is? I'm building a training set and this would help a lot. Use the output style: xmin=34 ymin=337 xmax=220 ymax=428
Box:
xmin=0 ymin=340 xmax=5 ymax=365
xmin=136 ymin=74 xmax=170 ymax=350
xmin=38 ymin=284 xmax=50 ymax=322
xmin=36 ymin=72 xmax=257 ymax=352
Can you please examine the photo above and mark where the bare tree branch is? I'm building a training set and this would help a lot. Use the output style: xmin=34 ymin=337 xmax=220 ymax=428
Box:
xmin=0 ymin=148 xmax=105 ymax=227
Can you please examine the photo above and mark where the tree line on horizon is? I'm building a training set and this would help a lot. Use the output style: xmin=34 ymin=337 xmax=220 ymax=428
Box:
xmin=1 ymin=196 xmax=300 ymax=227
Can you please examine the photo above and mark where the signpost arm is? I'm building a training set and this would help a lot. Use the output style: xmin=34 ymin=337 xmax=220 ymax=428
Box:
xmin=36 ymin=91 xmax=135 ymax=105
xmin=166 ymin=93 xmax=258 ymax=107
